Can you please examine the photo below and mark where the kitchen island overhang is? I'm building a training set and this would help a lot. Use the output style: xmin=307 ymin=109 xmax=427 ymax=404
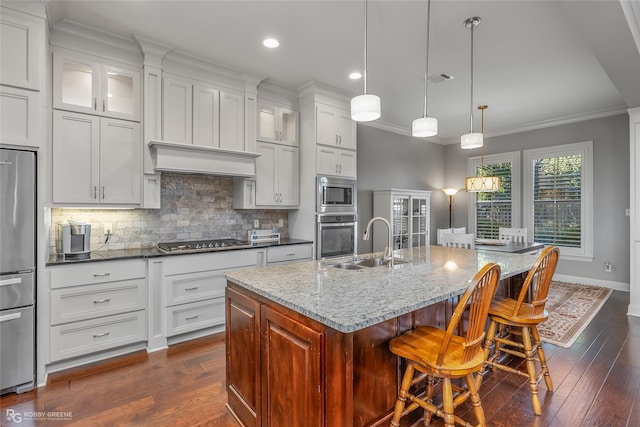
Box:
xmin=224 ymin=245 xmax=537 ymax=427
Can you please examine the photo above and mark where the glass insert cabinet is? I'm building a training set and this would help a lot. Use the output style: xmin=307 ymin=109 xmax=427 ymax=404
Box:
xmin=372 ymin=189 xmax=431 ymax=252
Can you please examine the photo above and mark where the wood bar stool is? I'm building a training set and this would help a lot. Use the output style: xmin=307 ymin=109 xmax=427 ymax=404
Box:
xmin=389 ymin=263 xmax=501 ymax=427
xmin=482 ymin=246 xmax=559 ymax=415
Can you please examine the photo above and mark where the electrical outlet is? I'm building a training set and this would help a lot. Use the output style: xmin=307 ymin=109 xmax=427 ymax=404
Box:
xmin=254 ymin=219 xmax=259 ymax=228
xmin=279 ymin=219 xmax=284 ymax=227
xmin=104 ymin=223 xmax=112 ymax=235
xmin=604 ymin=262 xmax=612 ymax=273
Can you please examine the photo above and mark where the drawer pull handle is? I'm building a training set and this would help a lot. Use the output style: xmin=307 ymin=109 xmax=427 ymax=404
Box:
xmin=184 ymin=287 xmax=199 ymax=291
xmin=93 ymin=273 xmax=111 ymax=277
xmin=0 ymin=278 xmax=22 ymax=287
xmin=93 ymin=331 xmax=110 ymax=338
xmin=185 ymin=315 xmax=199 ymax=321
xmin=286 ymin=253 xmax=295 ymax=257
xmin=93 ymin=298 xmax=111 ymax=304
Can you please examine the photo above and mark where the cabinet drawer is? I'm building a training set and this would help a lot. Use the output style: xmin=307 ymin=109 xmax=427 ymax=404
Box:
xmin=50 ymin=310 xmax=146 ymax=362
xmin=164 ymin=270 xmax=225 ymax=307
xmin=50 ymin=259 xmax=146 ymax=289
xmin=165 ymin=298 xmax=225 ymax=337
xmin=51 ymin=278 xmax=146 ymax=325
xmin=162 ymin=250 xmax=257 ymax=276
xmin=267 ymin=244 xmax=312 ymax=264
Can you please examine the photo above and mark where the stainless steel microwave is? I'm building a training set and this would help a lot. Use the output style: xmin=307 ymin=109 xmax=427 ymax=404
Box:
xmin=316 ymin=176 xmax=357 ymax=213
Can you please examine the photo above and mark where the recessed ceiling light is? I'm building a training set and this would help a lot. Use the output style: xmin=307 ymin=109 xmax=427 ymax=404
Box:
xmin=349 ymin=72 xmax=362 ymax=80
xmin=263 ymin=38 xmax=279 ymax=48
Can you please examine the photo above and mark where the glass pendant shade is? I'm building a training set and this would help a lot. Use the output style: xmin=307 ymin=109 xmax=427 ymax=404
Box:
xmin=465 ymin=176 xmax=500 ymax=192
xmin=412 ymin=116 xmax=438 ymax=137
xmin=351 ymin=94 xmax=381 ymax=122
xmin=460 ymin=132 xmax=483 ymax=149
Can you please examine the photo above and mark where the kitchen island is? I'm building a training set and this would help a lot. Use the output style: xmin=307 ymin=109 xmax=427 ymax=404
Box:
xmin=224 ymin=245 xmax=537 ymax=427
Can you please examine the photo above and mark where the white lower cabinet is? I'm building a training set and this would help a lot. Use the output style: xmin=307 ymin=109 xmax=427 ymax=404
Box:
xmin=48 ymin=259 xmax=147 ymax=363
xmin=266 ymin=244 xmax=313 ymax=265
xmin=162 ymin=250 xmax=258 ymax=337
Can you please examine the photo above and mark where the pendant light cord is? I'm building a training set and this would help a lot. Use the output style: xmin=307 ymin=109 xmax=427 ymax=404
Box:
xmin=469 ymin=21 xmax=475 ymax=133
xmin=423 ymin=0 xmax=431 ymax=118
xmin=363 ymin=0 xmax=368 ymax=95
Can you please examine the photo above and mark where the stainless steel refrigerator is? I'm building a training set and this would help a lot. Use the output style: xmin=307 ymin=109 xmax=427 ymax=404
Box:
xmin=0 ymin=148 xmax=35 ymax=394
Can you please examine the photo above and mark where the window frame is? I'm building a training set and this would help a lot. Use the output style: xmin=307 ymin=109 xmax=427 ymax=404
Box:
xmin=523 ymin=141 xmax=593 ymax=261
xmin=467 ymin=151 xmax=521 ymax=237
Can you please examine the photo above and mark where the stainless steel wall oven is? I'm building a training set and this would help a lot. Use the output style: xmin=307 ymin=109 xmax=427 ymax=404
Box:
xmin=316 ymin=213 xmax=357 ymax=259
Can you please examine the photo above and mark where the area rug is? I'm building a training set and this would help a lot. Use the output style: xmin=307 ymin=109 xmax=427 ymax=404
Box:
xmin=537 ymin=281 xmax=613 ymax=348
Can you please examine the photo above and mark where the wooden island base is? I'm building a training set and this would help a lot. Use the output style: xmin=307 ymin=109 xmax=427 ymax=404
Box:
xmin=225 ymin=280 xmax=466 ymax=427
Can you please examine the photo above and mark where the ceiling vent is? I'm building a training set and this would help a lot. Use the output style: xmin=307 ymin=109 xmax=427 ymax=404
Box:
xmin=427 ymin=73 xmax=454 ymax=85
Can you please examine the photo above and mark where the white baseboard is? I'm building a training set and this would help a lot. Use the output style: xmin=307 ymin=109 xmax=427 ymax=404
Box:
xmin=627 ymin=304 xmax=640 ymax=318
xmin=552 ymin=274 xmax=630 ymax=292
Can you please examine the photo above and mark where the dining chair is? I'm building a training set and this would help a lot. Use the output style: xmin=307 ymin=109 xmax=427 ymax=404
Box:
xmin=441 ymin=232 xmax=475 ymax=249
xmin=498 ymin=227 xmax=528 ymax=243
xmin=437 ymin=227 xmax=467 ymax=245
xmin=481 ymin=246 xmax=560 ymax=415
xmin=389 ymin=263 xmax=501 ymax=427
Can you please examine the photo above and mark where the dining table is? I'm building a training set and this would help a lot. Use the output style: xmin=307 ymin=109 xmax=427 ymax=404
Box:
xmin=475 ymin=239 xmax=545 ymax=254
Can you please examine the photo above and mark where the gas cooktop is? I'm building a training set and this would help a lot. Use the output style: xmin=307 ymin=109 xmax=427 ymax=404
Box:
xmin=157 ymin=238 xmax=251 ymax=253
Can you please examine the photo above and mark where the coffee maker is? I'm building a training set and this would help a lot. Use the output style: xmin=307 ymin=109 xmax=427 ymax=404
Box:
xmin=56 ymin=221 xmax=91 ymax=259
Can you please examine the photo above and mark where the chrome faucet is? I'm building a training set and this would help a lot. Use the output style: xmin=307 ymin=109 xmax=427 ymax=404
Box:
xmin=362 ymin=216 xmax=393 ymax=266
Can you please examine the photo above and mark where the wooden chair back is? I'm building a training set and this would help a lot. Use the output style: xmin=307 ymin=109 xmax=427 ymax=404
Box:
xmin=436 ymin=263 xmax=501 ymax=365
xmin=441 ymin=232 xmax=475 ymax=249
xmin=512 ymin=246 xmax=560 ymax=317
xmin=498 ymin=227 xmax=528 ymax=243
xmin=437 ymin=227 xmax=467 ymax=245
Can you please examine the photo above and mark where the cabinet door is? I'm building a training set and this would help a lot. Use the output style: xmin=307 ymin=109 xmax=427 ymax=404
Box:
xmin=261 ymin=307 xmax=322 ymax=427
xmin=52 ymin=111 xmax=100 ymax=203
xmin=316 ymin=145 xmax=338 ymax=176
xmin=100 ymin=63 xmax=141 ymax=122
xmin=255 ymin=142 xmax=277 ymax=205
xmin=277 ymin=145 xmax=299 ymax=206
xmin=279 ymin=107 xmax=298 ymax=147
xmin=193 ymin=84 xmax=220 ymax=147
xmin=337 ymin=149 xmax=356 ymax=178
xmin=99 ymin=118 xmax=141 ymax=204
xmin=53 ymin=53 xmax=100 ymax=116
xmin=337 ymin=109 xmax=356 ymax=150
xmin=257 ymin=102 xmax=277 ymax=144
xmin=219 ymin=90 xmax=244 ymax=151
xmin=162 ymin=77 xmax=192 ymax=144
xmin=0 ymin=86 xmax=41 ymax=148
xmin=0 ymin=8 xmax=44 ymax=90
xmin=316 ymin=104 xmax=338 ymax=147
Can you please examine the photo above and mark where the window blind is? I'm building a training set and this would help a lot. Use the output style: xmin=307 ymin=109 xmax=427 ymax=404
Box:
xmin=475 ymin=162 xmax=512 ymax=239
xmin=532 ymin=155 xmax=582 ymax=247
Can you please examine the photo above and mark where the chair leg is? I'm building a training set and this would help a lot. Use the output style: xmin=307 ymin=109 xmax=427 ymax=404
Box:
xmin=391 ymin=363 xmax=415 ymax=427
xmin=422 ymin=375 xmax=436 ymax=426
xmin=441 ymin=378 xmax=455 ymax=427
xmin=479 ymin=319 xmax=498 ymax=388
xmin=531 ymin=326 xmax=554 ymax=392
xmin=521 ymin=326 xmax=542 ymax=415
xmin=466 ymin=372 xmax=486 ymax=427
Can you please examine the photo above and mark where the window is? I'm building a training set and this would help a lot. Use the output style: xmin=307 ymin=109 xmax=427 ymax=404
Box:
xmin=468 ymin=152 xmax=520 ymax=239
xmin=523 ymin=142 xmax=593 ymax=261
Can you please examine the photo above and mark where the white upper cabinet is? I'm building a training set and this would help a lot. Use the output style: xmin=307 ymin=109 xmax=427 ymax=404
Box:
xmin=53 ymin=110 xmax=141 ymax=205
xmin=316 ymin=145 xmax=356 ymax=178
xmin=315 ymin=104 xmax=355 ymax=150
xmin=257 ymin=101 xmax=298 ymax=146
xmin=0 ymin=6 xmax=44 ymax=91
xmin=255 ymin=141 xmax=299 ymax=207
xmin=162 ymin=75 xmax=245 ymax=150
xmin=53 ymin=51 xmax=141 ymax=122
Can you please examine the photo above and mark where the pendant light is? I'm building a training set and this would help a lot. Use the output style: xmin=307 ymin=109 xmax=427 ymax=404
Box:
xmin=412 ymin=0 xmax=437 ymax=137
xmin=351 ymin=0 xmax=381 ymax=122
xmin=465 ymin=105 xmax=500 ymax=192
xmin=460 ymin=17 xmax=483 ymax=149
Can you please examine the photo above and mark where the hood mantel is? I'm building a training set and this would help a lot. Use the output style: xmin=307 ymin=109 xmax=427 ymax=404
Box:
xmin=149 ymin=140 xmax=260 ymax=177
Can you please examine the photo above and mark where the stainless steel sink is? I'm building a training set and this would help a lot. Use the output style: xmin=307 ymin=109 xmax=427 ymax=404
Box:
xmin=331 ymin=257 xmax=410 ymax=269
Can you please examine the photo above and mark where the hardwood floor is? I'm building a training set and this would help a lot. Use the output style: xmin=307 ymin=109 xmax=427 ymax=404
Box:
xmin=1 ymin=290 xmax=638 ymax=426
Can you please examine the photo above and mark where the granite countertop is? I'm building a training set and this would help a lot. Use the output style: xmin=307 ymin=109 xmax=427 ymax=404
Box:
xmin=225 ymin=245 xmax=537 ymax=334
xmin=46 ymin=238 xmax=312 ymax=266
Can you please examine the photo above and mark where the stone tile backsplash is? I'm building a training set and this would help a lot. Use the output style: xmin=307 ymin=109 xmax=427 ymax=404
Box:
xmin=50 ymin=173 xmax=289 ymax=254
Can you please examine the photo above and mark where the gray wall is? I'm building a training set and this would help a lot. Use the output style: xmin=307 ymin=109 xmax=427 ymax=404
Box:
xmin=444 ymin=113 xmax=630 ymax=284
xmin=356 ymin=125 xmax=447 ymax=254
